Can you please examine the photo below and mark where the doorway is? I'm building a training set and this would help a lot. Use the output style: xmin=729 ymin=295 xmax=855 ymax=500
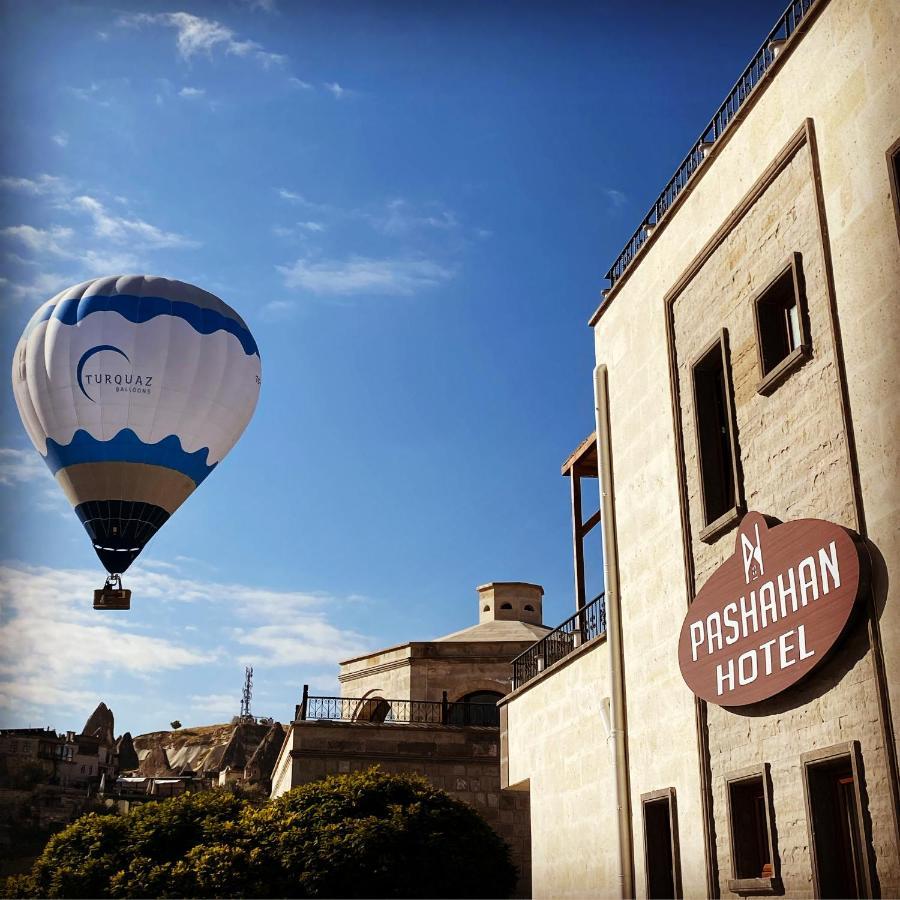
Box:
xmin=803 ymin=743 xmax=872 ymax=898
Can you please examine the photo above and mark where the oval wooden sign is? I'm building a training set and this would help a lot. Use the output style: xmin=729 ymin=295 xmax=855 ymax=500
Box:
xmin=678 ymin=512 xmax=862 ymax=706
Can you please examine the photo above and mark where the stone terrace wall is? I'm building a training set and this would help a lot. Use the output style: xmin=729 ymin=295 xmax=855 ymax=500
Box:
xmin=282 ymin=720 xmax=531 ymax=898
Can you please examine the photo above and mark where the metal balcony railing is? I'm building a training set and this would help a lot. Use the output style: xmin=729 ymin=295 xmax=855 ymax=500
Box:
xmin=604 ymin=0 xmax=817 ymax=291
xmin=511 ymin=593 xmax=606 ymax=690
xmin=296 ymin=688 xmax=500 ymax=727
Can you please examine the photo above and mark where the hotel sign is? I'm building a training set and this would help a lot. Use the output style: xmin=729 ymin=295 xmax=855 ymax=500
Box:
xmin=678 ymin=512 xmax=863 ymax=706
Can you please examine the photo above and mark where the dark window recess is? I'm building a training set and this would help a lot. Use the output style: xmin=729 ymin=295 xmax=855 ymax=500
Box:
xmin=730 ymin=776 xmax=772 ymax=880
xmin=448 ymin=690 xmax=502 ymax=726
xmin=643 ymin=792 xmax=681 ymax=899
xmin=757 ymin=268 xmax=801 ymax=373
xmin=752 ymin=252 xmax=809 ymax=395
xmin=807 ymin=757 xmax=867 ymax=898
xmin=693 ymin=338 xmax=738 ymax=526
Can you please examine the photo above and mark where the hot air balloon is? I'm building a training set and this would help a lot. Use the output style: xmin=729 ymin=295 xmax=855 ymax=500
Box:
xmin=11 ymin=275 xmax=261 ymax=609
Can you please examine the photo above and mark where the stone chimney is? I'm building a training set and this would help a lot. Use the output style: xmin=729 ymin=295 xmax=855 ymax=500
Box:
xmin=477 ymin=582 xmax=543 ymax=626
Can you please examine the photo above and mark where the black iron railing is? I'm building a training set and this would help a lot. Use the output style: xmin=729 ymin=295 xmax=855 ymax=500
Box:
xmin=604 ymin=0 xmax=816 ymax=290
xmin=511 ymin=593 xmax=606 ymax=690
xmin=296 ymin=688 xmax=499 ymax=727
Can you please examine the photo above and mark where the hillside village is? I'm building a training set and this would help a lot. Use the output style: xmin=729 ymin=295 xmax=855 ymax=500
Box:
xmin=0 ymin=701 xmax=285 ymax=873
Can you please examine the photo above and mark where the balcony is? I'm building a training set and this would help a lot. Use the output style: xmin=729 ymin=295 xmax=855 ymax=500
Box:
xmin=296 ymin=690 xmax=500 ymax=727
xmin=603 ymin=0 xmax=817 ymax=292
xmin=511 ymin=592 xmax=606 ymax=690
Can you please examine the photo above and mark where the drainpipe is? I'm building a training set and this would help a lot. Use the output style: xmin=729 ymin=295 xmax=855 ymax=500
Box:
xmin=594 ymin=364 xmax=635 ymax=899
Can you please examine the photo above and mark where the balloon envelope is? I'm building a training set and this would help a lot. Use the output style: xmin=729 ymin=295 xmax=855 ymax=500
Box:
xmin=12 ymin=275 xmax=261 ymax=573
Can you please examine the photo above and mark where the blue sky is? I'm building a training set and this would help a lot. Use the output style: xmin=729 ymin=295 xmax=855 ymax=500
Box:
xmin=0 ymin=0 xmax=787 ymax=736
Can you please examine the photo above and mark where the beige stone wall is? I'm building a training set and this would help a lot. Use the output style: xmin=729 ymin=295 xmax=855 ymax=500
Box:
xmin=671 ymin=135 xmax=897 ymax=896
xmin=501 ymin=640 xmax=620 ymax=899
xmin=338 ymin=644 xmax=414 ymax=702
xmin=272 ymin=720 xmax=531 ymax=897
xmin=584 ymin=0 xmax=900 ymax=896
xmin=339 ymin=642 xmax=529 ymax=705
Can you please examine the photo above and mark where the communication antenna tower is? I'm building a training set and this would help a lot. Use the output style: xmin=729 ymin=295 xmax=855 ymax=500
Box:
xmin=240 ymin=666 xmax=253 ymax=720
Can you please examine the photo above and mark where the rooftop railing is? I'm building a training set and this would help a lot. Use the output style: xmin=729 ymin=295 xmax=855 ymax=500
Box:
xmin=296 ymin=688 xmax=500 ymax=727
xmin=511 ymin=592 xmax=606 ymax=690
xmin=604 ymin=0 xmax=816 ymax=291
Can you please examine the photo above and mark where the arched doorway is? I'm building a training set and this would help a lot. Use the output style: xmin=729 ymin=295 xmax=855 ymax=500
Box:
xmin=354 ymin=697 xmax=391 ymax=723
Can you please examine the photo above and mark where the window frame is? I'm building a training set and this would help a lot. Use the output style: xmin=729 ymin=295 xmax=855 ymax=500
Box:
xmin=690 ymin=329 xmax=744 ymax=542
xmin=887 ymin=136 xmax=900 ymax=246
xmin=724 ymin=762 xmax=780 ymax=895
xmin=752 ymin=252 xmax=811 ymax=395
xmin=801 ymin=740 xmax=873 ymax=899
xmin=641 ymin=787 xmax=682 ymax=899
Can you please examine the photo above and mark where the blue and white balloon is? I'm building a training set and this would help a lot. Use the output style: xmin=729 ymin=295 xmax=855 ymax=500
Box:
xmin=12 ymin=275 xmax=261 ymax=574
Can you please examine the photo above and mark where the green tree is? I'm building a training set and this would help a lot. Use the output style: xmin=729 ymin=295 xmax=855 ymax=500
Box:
xmin=5 ymin=768 xmax=516 ymax=899
xmin=246 ymin=768 xmax=516 ymax=898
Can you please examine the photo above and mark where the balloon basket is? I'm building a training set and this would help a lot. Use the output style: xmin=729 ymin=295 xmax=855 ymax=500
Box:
xmin=94 ymin=574 xmax=131 ymax=611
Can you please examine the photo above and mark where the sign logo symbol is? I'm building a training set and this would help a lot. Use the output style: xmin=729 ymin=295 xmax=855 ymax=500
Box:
xmin=76 ymin=344 xmax=130 ymax=402
xmin=741 ymin=521 xmax=764 ymax=583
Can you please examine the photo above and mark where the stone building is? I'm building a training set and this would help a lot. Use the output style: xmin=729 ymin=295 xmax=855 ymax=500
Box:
xmin=271 ymin=582 xmax=550 ymax=897
xmin=500 ymin=0 xmax=900 ymax=897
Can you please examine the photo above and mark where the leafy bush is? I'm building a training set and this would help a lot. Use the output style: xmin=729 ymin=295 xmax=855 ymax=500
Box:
xmin=4 ymin=768 xmax=516 ymax=899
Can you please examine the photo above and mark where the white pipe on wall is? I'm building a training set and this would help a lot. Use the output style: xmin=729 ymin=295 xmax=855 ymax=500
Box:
xmin=594 ymin=364 xmax=635 ymax=899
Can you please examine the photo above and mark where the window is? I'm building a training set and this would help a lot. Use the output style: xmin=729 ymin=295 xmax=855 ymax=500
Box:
xmin=642 ymin=788 xmax=682 ymax=899
xmin=725 ymin=764 xmax=779 ymax=894
xmin=802 ymin=742 xmax=872 ymax=898
xmin=753 ymin=253 xmax=809 ymax=394
xmin=500 ymin=603 xmax=512 ymax=610
xmin=888 ymin=137 xmax=900 ymax=243
xmin=691 ymin=332 xmax=742 ymax=539
xmin=524 ymin=604 xmax=534 ymax=612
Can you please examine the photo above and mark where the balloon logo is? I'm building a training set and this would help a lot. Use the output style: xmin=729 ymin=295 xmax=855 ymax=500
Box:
xmin=76 ymin=345 xmax=131 ymax=401
xmin=12 ymin=275 xmax=261 ymax=604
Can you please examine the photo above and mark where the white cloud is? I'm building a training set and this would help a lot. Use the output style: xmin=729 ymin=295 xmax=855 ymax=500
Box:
xmin=278 ymin=256 xmax=454 ymax=296
xmin=1 ymin=188 xmax=196 ymax=302
xmin=260 ymin=299 xmax=296 ymax=322
xmin=2 ymin=272 xmax=74 ymax=305
xmin=368 ymin=198 xmax=459 ymax=236
xmin=0 ymin=449 xmax=49 ymax=486
xmin=233 ymin=621 xmax=365 ymax=667
xmin=79 ymin=248 xmax=143 ymax=274
xmin=0 ymin=562 xmax=371 ymax=724
xmin=178 ymin=86 xmax=206 ymax=99
xmin=120 ymin=12 xmax=285 ymax=69
xmin=272 ymin=221 xmax=324 ymax=239
xmin=288 ymin=77 xmax=313 ymax=90
xmin=240 ymin=0 xmax=277 ymax=12
xmin=2 ymin=225 xmax=74 ymax=257
xmin=323 ymin=81 xmax=352 ymax=99
xmin=51 ymin=132 xmax=69 ymax=148
xmin=69 ymin=195 xmax=197 ymax=249
xmin=187 ymin=692 xmax=239 ymax=717
xmin=603 ymin=187 xmax=628 ymax=209
xmin=278 ymin=188 xmax=305 ymax=203
xmin=0 ymin=564 xmax=217 ymax=717
xmin=67 ymin=83 xmax=111 ymax=107
xmin=0 ymin=174 xmax=70 ymax=196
